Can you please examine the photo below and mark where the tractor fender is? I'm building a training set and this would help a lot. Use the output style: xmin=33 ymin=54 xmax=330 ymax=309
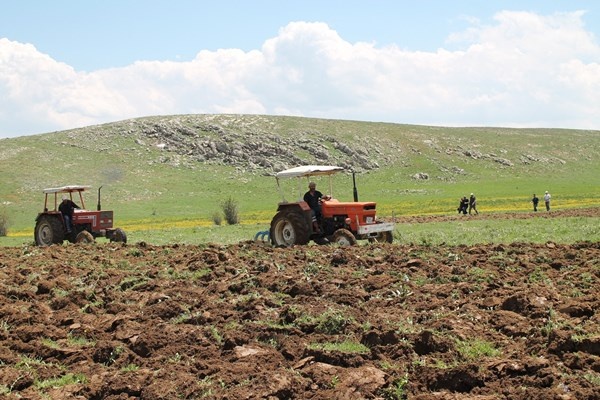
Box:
xmin=276 ymin=201 xmax=311 ymax=213
xmin=276 ymin=202 xmax=313 ymax=225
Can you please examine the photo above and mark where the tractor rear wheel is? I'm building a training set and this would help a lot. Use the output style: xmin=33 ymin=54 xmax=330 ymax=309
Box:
xmin=331 ymin=229 xmax=357 ymax=246
xmin=270 ymin=211 xmax=309 ymax=247
xmin=35 ymin=215 xmax=64 ymax=246
xmin=368 ymin=231 xmax=394 ymax=243
xmin=76 ymin=231 xmax=94 ymax=244
xmin=111 ymin=228 xmax=127 ymax=243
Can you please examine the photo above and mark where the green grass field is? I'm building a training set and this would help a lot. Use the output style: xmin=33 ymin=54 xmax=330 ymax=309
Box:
xmin=1 ymin=115 xmax=599 ymax=247
xmin=2 ymin=213 xmax=598 ymax=248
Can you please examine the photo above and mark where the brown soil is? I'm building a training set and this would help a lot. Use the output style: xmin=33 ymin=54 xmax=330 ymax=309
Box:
xmin=0 ymin=212 xmax=599 ymax=399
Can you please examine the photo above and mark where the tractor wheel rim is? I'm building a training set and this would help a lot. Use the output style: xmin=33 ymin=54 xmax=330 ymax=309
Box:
xmin=275 ymin=220 xmax=296 ymax=246
xmin=337 ymin=237 xmax=351 ymax=245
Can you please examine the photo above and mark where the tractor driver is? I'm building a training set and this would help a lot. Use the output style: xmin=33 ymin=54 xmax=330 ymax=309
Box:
xmin=59 ymin=195 xmax=80 ymax=234
xmin=303 ymin=182 xmax=329 ymax=233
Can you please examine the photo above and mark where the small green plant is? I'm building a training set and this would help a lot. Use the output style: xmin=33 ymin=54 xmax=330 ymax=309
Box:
xmin=541 ymin=308 xmax=560 ymax=337
xmin=0 ymin=319 xmax=10 ymax=332
xmin=315 ymin=309 xmax=353 ymax=334
xmin=52 ymin=288 xmax=70 ymax=298
xmin=67 ymin=334 xmax=96 ymax=347
xmin=208 ymin=325 xmax=223 ymax=345
xmin=0 ymin=384 xmax=10 ymax=395
xmin=379 ymin=373 xmax=409 ymax=400
xmin=0 ymin=210 xmax=9 ymax=236
xmin=467 ymin=267 xmax=495 ymax=283
xmin=308 ymin=340 xmax=369 ymax=354
xmin=221 ymin=197 xmax=239 ymax=225
xmin=330 ymin=375 xmax=340 ymax=388
xmin=212 ymin=211 xmax=223 ymax=226
xmin=128 ymin=248 xmax=144 ymax=257
xmin=16 ymin=355 xmax=48 ymax=370
xmin=121 ymin=363 xmax=140 ymax=372
xmin=528 ymin=267 xmax=550 ymax=284
xmin=171 ymin=312 xmax=192 ymax=325
xmin=105 ymin=346 xmax=124 ymax=366
xmin=41 ymin=338 xmax=61 ymax=349
xmin=303 ymin=262 xmax=321 ymax=279
xmin=456 ymin=338 xmax=501 ymax=360
xmin=35 ymin=373 xmax=86 ymax=389
xmin=584 ymin=372 xmax=600 ymax=386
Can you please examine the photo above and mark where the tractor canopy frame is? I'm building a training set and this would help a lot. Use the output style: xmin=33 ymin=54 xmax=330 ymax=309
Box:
xmin=275 ymin=165 xmax=344 ymax=203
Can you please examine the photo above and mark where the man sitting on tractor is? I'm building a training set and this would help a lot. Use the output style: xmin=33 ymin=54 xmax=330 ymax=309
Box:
xmin=59 ymin=196 xmax=79 ymax=233
xmin=303 ymin=182 xmax=330 ymax=233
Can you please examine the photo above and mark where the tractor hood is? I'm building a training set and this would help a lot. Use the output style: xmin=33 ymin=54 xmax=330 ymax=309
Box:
xmin=275 ymin=165 xmax=344 ymax=179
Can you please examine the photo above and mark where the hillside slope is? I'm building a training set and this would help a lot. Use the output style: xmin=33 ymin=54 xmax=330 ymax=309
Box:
xmin=1 ymin=114 xmax=599 ymax=232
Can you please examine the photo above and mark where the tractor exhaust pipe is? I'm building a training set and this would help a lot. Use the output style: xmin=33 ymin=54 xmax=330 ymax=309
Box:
xmin=97 ymin=186 xmax=103 ymax=211
xmin=352 ymin=172 xmax=359 ymax=202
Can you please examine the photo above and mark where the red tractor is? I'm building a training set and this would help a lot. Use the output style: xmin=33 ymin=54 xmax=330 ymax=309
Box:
xmin=269 ymin=166 xmax=395 ymax=247
xmin=34 ymin=185 xmax=127 ymax=246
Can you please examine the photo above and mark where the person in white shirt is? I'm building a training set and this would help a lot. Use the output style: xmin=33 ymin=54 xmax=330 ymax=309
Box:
xmin=543 ymin=191 xmax=551 ymax=211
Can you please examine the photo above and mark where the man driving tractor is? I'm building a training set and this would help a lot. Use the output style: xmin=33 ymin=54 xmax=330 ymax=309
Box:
xmin=303 ymin=181 xmax=330 ymax=234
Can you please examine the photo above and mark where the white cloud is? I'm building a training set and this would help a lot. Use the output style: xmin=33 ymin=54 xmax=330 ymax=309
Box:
xmin=1 ymin=10 xmax=599 ymax=138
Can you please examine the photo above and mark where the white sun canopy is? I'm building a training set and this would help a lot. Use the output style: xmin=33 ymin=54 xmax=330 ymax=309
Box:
xmin=275 ymin=165 xmax=344 ymax=179
xmin=43 ymin=185 xmax=91 ymax=194
xmin=275 ymin=166 xmax=345 ymax=202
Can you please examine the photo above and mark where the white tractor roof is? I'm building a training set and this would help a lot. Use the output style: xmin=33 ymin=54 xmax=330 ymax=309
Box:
xmin=43 ymin=185 xmax=91 ymax=194
xmin=276 ymin=165 xmax=344 ymax=179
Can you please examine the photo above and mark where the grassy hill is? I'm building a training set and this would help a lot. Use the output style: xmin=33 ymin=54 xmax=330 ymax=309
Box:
xmin=1 ymin=114 xmax=599 ymax=244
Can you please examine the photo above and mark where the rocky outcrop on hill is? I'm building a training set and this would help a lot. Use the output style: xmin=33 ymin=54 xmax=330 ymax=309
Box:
xmin=128 ymin=116 xmax=382 ymax=174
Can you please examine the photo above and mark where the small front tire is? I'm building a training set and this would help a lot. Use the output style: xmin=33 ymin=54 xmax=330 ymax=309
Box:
xmin=368 ymin=231 xmax=394 ymax=244
xmin=75 ymin=231 xmax=94 ymax=244
xmin=331 ymin=229 xmax=357 ymax=246
xmin=111 ymin=228 xmax=127 ymax=243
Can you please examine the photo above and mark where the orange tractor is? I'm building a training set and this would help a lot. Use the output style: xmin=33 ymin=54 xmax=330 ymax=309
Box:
xmin=34 ymin=185 xmax=127 ymax=246
xmin=269 ymin=165 xmax=395 ymax=246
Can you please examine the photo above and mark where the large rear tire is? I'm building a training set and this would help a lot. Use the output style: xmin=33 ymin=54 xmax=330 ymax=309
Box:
xmin=368 ymin=230 xmax=394 ymax=244
xmin=331 ymin=229 xmax=357 ymax=246
xmin=270 ymin=211 xmax=310 ymax=247
xmin=35 ymin=215 xmax=64 ymax=246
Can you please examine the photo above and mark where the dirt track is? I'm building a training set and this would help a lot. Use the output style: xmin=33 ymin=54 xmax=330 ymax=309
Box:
xmin=389 ymin=206 xmax=600 ymax=224
xmin=0 ymin=211 xmax=599 ymax=399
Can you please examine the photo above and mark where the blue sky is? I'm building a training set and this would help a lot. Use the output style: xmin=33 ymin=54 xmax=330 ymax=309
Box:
xmin=1 ymin=1 xmax=599 ymax=138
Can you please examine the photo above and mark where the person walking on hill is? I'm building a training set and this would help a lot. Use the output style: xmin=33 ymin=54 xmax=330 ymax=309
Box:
xmin=544 ymin=191 xmax=551 ymax=211
xmin=468 ymin=193 xmax=478 ymax=215
xmin=532 ymin=194 xmax=539 ymax=212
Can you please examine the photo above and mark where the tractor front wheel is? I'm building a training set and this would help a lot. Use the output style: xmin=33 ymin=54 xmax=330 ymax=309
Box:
xmin=35 ymin=215 xmax=64 ymax=246
xmin=331 ymin=229 xmax=357 ymax=246
xmin=76 ymin=231 xmax=94 ymax=244
xmin=270 ymin=211 xmax=309 ymax=247
xmin=368 ymin=231 xmax=394 ymax=244
xmin=110 ymin=228 xmax=127 ymax=243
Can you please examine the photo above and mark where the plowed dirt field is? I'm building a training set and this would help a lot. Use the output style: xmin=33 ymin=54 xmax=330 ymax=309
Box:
xmin=1 ymin=209 xmax=599 ymax=399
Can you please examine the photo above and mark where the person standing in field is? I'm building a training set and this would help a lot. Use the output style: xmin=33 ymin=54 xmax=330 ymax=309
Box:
xmin=468 ymin=193 xmax=478 ymax=215
xmin=544 ymin=191 xmax=551 ymax=211
xmin=458 ymin=196 xmax=469 ymax=215
xmin=531 ymin=194 xmax=539 ymax=212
